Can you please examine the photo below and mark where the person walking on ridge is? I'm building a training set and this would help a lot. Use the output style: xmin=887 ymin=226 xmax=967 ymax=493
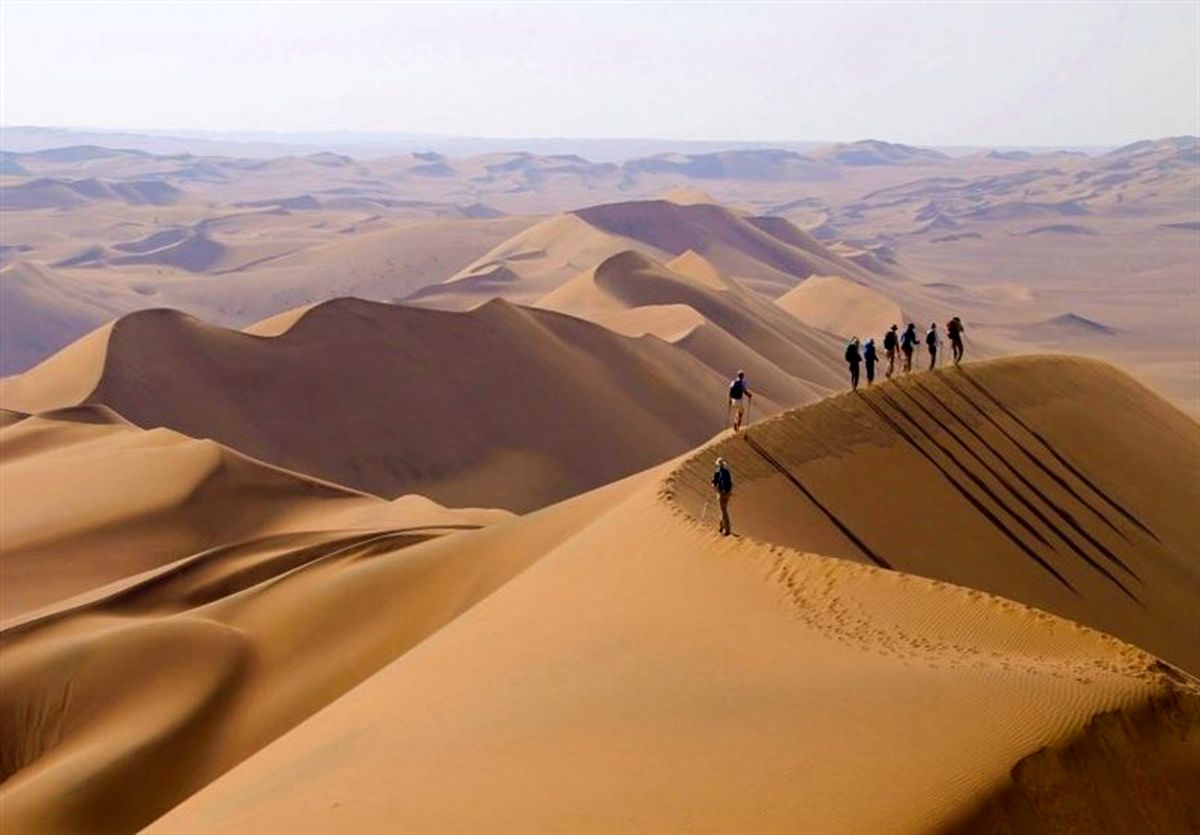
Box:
xmin=883 ymin=324 xmax=899 ymax=378
xmin=729 ymin=371 xmax=753 ymax=432
xmin=947 ymin=316 xmax=965 ymax=365
xmin=862 ymin=337 xmax=878 ymax=386
xmin=712 ymin=457 xmax=734 ymax=536
xmin=845 ymin=337 xmax=862 ymax=390
xmin=926 ymin=321 xmax=941 ymax=370
xmin=900 ymin=323 xmax=918 ymax=373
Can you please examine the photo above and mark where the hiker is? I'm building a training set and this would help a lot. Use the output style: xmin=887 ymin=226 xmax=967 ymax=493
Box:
xmin=729 ymin=370 xmax=753 ymax=432
xmin=862 ymin=337 xmax=878 ymax=385
xmin=926 ymin=321 xmax=941 ymax=370
xmin=845 ymin=337 xmax=862 ymax=390
xmin=883 ymin=324 xmax=899 ymax=378
xmin=900 ymin=323 xmax=919 ymax=373
xmin=711 ymin=457 xmax=734 ymax=535
xmin=947 ymin=316 xmax=965 ymax=365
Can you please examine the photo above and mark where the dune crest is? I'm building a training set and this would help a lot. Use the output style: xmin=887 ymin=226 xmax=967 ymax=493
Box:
xmin=0 ymin=299 xmax=741 ymax=511
xmin=776 ymin=274 xmax=907 ymax=337
xmin=0 ymin=405 xmax=508 ymax=620
xmin=135 ymin=357 xmax=1198 ymax=835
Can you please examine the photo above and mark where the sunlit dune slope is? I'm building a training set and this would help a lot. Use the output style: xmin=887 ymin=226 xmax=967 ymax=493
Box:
xmin=142 ymin=358 xmax=1199 ymax=835
xmin=0 ymin=405 xmax=507 ymax=619
xmin=537 ymin=249 xmax=846 ymax=395
xmin=672 ymin=356 xmax=1200 ymax=674
xmin=2 ymin=356 xmax=1197 ymax=835
xmin=0 ymin=298 xmax=738 ymax=511
xmin=0 ymin=466 xmax=633 ymax=835
xmin=415 ymin=199 xmax=878 ymax=309
xmin=776 ymin=273 xmax=908 ymax=337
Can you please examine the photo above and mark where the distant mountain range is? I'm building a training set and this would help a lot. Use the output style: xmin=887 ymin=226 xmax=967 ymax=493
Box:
xmin=0 ymin=124 xmax=1123 ymax=161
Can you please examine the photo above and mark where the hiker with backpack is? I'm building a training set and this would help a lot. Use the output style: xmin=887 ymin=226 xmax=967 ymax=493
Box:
xmin=711 ymin=457 xmax=734 ymax=536
xmin=900 ymin=323 xmax=919 ymax=373
xmin=926 ymin=321 xmax=941 ymax=370
xmin=883 ymin=324 xmax=899 ymax=378
xmin=947 ymin=316 xmax=965 ymax=365
xmin=845 ymin=337 xmax=862 ymax=390
xmin=729 ymin=371 xmax=753 ymax=432
xmin=862 ymin=338 xmax=878 ymax=386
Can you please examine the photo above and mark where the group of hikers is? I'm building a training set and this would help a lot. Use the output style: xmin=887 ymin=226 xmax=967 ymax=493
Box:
xmin=844 ymin=316 xmax=965 ymax=390
xmin=711 ymin=316 xmax=966 ymax=535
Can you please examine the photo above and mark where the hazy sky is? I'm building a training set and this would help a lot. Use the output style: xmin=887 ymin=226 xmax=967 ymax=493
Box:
xmin=2 ymin=2 xmax=1197 ymax=146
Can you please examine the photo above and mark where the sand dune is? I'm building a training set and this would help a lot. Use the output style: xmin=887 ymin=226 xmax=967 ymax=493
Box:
xmin=537 ymin=250 xmax=847 ymax=394
xmin=416 ymin=199 xmax=879 ymax=311
xmin=598 ymin=304 xmax=823 ymax=411
xmin=123 ymin=356 xmax=1199 ymax=835
xmin=776 ymin=274 xmax=908 ymax=338
xmin=1009 ymin=312 xmax=1118 ymax=342
xmin=1 ymin=135 xmax=1197 ymax=833
xmin=410 ymin=211 xmax=656 ymax=308
xmin=0 ymin=177 xmax=183 ymax=210
xmin=671 ymin=357 xmax=1200 ymax=673
xmin=572 ymin=200 xmax=875 ymax=293
xmin=0 ymin=299 xmax=739 ymax=511
xmin=4 ymin=139 xmax=1195 ymax=415
xmin=0 ymin=404 xmax=507 ymax=620
xmin=0 ymin=213 xmax=534 ymax=375
xmin=0 ymin=464 xmax=635 ymax=834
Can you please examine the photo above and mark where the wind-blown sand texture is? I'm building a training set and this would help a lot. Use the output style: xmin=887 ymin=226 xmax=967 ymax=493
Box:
xmin=0 ymin=405 xmax=509 ymax=620
xmin=1 ymin=358 xmax=1195 ymax=834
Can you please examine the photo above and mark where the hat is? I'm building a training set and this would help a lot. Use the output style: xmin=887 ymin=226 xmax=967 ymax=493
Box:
xmin=716 ymin=457 xmax=727 ymax=468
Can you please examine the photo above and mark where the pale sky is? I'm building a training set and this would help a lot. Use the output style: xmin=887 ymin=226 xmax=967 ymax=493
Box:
xmin=1 ymin=1 xmax=1197 ymax=146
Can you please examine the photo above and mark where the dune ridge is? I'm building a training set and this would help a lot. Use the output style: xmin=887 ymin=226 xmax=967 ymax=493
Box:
xmin=2 ymin=357 xmax=1194 ymax=833
xmin=137 ymin=358 xmax=1198 ymax=835
xmin=537 ymin=249 xmax=847 ymax=395
xmin=0 ymin=298 xmax=747 ymax=511
xmin=0 ymin=404 xmax=509 ymax=620
xmin=669 ymin=356 xmax=1200 ymax=674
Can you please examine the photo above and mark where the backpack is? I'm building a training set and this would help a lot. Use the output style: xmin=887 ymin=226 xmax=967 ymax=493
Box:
xmin=884 ymin=331 xmax=897 ymax=350
xmin=845 ymin=343 xmax=860 ymax=363
xmin=926 ymin=330 xmax=937 ymax=347
xmin=713 ymin=467 xmax=732 ymax=493
xmin=948 ymin=318 xmax=962 ymax=338
xmin=901 ymin=328 xmax=915 ymax=348
xmin=729 ymin=378 xmax=744 ymax=399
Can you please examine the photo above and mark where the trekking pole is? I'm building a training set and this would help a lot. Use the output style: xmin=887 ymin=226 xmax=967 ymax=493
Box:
xmin=700 ymin=498 xmax=709 ymax=524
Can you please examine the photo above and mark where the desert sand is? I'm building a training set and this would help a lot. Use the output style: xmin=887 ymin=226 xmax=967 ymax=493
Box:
xmin=2 ymin=298 xmax=755 ymax=511
xmin=5 ymin=137 xmax=1196 ymax=412
xmin=1 ymin=357 xmax=1198 ymax=834
xmin=1 ymin=134 xmax=1197 ymax=834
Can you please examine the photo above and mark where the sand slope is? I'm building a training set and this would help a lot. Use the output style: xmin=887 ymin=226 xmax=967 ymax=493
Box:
xmin=671 ymin=356 xmax=1200 ymax=674
xmin=537 ymin=249 xmax=847 ymax=397
xmin=0 ymin=405 xmax=508 ymax=620
xmin=413 ymin=199 xmax=877 ymax=310
xmin=0 ymin=299 xmax=739 ymax=511
xmin=1 ymin=357 xmax=1196 ymax=834
xmin=0 ymin=471 xmax=636 ymax=835
xmin=136 ymin=356 xmax=1199 ymax=835
xmin=776 ymin=274 xmax=908 ymax=338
